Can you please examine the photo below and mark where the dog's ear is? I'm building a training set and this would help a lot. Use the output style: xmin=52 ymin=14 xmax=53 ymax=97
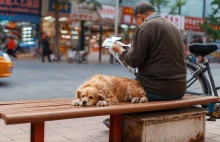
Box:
xmin=76 ymin=90 xmax=82 ymax=99
xmin=98 ymin=94 xmax=105 ymax=101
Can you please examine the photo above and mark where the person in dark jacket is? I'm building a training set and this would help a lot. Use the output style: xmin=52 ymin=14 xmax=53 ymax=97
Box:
xmin=103 ymin=1 xmax=187 ymax=128
xmin=41 ymin=33 xmax=51 ymax=63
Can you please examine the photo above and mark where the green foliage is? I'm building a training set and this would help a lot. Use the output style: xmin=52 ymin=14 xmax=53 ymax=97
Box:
xmin=151 ymin=0 xmax=169 ymax=12
xmin=151 ymin=0 xmax=169 ymax=6
xmin=169 ymin=0 xmax=187 ymax=14
xmin=201 ymin=0 xmax=220 ymax=40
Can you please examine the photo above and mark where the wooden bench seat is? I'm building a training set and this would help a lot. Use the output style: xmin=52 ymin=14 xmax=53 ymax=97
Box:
xmin=0 ymin=95 xmax=218 ymax=142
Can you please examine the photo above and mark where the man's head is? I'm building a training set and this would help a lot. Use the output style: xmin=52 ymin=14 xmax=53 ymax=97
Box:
xmin=133 ymin=1 xmax=156 ymax=26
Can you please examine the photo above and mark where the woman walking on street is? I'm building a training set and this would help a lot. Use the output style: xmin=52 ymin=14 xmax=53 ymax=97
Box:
xmin=7 ymin=36 xmax=17 ymax=59
xmin=41 ymin=33 xmax=51 ymax=63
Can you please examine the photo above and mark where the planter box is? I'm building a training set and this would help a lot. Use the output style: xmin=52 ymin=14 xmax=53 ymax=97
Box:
xmin=122 ymin=107 xmax=207 ymax=142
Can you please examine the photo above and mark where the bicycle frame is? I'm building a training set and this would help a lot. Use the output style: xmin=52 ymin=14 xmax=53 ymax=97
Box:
xmin=187 ymin=56 xmax=219 ymax=97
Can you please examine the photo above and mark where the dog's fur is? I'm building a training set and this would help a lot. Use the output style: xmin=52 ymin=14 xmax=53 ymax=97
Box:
xmin=72 ymin=74 xmax=148 ymax=107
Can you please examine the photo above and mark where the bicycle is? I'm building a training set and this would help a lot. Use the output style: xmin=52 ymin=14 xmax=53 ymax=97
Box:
xmin=185 ymin=43 xmax=220 ymax=120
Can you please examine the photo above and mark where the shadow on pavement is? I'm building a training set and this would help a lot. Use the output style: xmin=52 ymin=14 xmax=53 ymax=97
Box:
xmin=0 ymin=81 xmax=11 ymax=87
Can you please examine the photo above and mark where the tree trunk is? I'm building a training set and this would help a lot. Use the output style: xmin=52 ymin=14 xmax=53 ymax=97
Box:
xmin=54 ymin=0 xmax=60 ymax=60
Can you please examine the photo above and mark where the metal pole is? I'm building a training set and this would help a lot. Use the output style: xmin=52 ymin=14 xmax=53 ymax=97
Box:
xmin=114 ymin=0 xmax=119 ymax=36
xmin=99 ymin=25 xmax=103 ymax=62
xmin=202 ymin=0 xmax=206 ymax=18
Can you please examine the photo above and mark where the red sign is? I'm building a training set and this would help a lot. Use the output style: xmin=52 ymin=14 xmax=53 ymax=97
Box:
xmin=122 ymin=7 xmax=135 ymax=25
xmin=72 ymin=13 xmax=97 ymax=21
xmin=184 ymin=16 xmax=204 ymax=32
xmin=0 ymin=0 xmax=40 ymax=15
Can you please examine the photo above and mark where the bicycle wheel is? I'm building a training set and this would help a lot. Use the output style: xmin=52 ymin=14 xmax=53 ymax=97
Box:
xmin=186 ymin=62 xmax=212 ymax=96
xmin=216 ymin=87 xmax=220 ymax=97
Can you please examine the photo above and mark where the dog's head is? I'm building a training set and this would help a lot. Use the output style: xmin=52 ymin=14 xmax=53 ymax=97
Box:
xmin=76 ymin=86 xmax=105 ymax=106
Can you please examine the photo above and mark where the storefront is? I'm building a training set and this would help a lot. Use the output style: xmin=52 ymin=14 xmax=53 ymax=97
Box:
xmin=0 ymin=0 xmax=41 ymax=52
xmin=120 ymin=6 xmax=137 ymax=44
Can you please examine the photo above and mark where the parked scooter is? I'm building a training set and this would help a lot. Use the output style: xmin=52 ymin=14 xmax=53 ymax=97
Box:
xmin=67 ymin=49 xmax=88 ymax=64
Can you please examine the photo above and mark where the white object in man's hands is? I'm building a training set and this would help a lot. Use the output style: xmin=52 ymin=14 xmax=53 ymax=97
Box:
xmin=102 ymin=37 xmax=136 ymax=76
xmin=102 ymin=37 xmax=131 ymax=48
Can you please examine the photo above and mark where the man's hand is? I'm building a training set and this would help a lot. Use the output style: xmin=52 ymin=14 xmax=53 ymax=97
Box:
xmin=112 ymin=42 xmax=125 ymax=55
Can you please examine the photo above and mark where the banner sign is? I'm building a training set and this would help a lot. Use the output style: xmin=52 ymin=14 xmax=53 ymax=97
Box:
xmin=162 ymin=14 xmax=185 ymax=30
xmin=98 ymin=5 xmax=115 ymax=22
xmin=0 ymin=12 xmax=39 ymax=22
xmin=185 ymin=16 xmax=205 ymax=32
xmin=122 ymin=7 xmax=136 ymax=25
xmin=49 ymin=0 xmax=71 ymax=13
xmin=0 ymin=0 xmax=40 ymax=15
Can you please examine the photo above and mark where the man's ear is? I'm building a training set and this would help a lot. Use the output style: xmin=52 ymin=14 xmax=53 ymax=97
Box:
xmin=76 ymin=90 xmax=82 ymax=99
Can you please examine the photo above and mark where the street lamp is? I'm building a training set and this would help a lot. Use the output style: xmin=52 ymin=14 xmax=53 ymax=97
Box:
xmin=114 ymin=0 xmax=119 ymax=36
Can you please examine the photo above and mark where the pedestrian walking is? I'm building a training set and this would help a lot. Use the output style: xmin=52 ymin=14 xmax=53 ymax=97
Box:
xmin=41 ymin=33 xmax=51 ymax=63
xmin=6 ymin=36 xmax=17 ymax=59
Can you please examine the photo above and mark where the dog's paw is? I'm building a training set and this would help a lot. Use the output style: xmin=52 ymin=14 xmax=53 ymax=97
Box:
xmin=140 ymin=97 xmax=148 ymax=103
xmin=131 ymin=97 xmax=140 ymax=103
xmin=96 ymin=101 xmax=109 ymax=106
xmin=71 ymin=100 xmax=81 ymax=106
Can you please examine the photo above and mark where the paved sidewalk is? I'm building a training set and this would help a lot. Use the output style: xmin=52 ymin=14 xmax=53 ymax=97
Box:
xmin=0 ymin=115 xmax=220 ymax=142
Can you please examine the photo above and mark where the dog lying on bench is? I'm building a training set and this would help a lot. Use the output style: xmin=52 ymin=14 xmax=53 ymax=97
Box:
xmin=72 ymin=74 xmax=148 ymax=106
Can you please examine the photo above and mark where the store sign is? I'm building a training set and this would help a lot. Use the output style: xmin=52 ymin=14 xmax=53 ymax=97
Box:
xmin=71 ymin=1 xmax=99 ymax=21
xmin=185 ymin=16 xmax=204 ymax=32
xmin=122 ymin=7 xmax=135 ymax=25
xmin=0 ymin=13 xmax=39 ymax=23
xmin=98 ymin=5 xmax=115 ymax=22
xmin=162 ymin=14 xmax=185 ymax=30
xmin=0 ymin=0 xmax=40 ymax=15
xmin=49 ymin=0 xmax=71 ymax=13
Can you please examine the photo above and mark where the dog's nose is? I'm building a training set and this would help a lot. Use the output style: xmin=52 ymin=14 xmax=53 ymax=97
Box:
xmin=82 ymin=100 xmax=87 ymax=106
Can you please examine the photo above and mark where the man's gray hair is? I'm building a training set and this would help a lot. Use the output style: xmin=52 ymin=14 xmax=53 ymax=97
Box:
xmin=133 ymin=1 xmax=156 ymax=16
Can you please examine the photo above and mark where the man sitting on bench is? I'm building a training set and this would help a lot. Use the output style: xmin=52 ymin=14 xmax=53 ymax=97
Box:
xmin=104 ymin=1 xmax=187 ymax=127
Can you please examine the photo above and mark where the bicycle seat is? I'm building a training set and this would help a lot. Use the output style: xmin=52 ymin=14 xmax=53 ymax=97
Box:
xmin=189 ymin=43 xmax=218 ymax=57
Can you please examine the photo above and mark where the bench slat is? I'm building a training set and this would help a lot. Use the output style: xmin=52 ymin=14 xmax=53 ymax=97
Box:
xmin=0 ymin=98 xmax=72 ymax=105
xmin=0 ymin=99 xmax=73 ymax=110
xmin=1 ymin=95 xmax=218 ymax=125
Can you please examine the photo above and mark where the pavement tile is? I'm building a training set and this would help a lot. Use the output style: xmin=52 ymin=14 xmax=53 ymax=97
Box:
xmin=206 ymin=132 xmax=220 ymax=138
xmin=0 ymin=125 xmax=19 ymax=131
xmin=67 ymin=136 xmax=100 ymax=142
xmin=207 ymin=129 xmax=220 ymax=135
xmin=8 ymin=133 xmax=30 ymax=140
xmin=66 ymin=124 xmax=95 ymax=131
xmin=81 ymin=128 xmax=109 ymax=141
xmin=206 ymin=123 xmax=220 ymax=130
xmin=0 ymin=128 xmax=26 ymax=135
xmin=52 ymin=127 xmax=76 ymax=134
xmin=207 ymin=136 xmax=220 ymax=142
xmin=45 ymin=135 xmax=69 ymax=142
xmin=205 ymin=139 xmax=218 ymax=142
xmin=0 ymin=135 xmax=12 ymax=142
xmin=87 ymin=123 xmax=109 ymax=129
xmin=60 ymin=131 xmax=91 ymax=139
xmin=14 ymin=139 xmax=30 ymax=142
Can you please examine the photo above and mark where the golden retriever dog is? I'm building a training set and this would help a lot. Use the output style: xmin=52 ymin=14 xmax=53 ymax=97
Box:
xmin=71 ymin=74 xmax=148 ymax=107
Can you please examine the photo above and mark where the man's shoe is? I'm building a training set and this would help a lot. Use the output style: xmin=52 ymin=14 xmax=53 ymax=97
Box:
xmin=103 ymin=118 xmax=110 ymax=128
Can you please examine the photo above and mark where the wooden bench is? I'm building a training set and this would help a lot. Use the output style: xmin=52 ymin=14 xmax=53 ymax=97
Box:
xmin=0 ymin=95 xmax=218 ymax=142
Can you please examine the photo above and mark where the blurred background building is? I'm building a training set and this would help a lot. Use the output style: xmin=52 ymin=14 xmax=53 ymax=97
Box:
xmin=0 ymin=0 xmax=219 ymax=61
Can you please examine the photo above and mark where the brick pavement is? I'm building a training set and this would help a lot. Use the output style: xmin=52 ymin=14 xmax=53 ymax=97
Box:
xmin=0 ymin=115 xmax=219 ymax=142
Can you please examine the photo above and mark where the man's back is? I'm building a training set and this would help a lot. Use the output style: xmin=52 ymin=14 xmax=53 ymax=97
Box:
xmin=135 ymin=17 xmax=186 ymax=97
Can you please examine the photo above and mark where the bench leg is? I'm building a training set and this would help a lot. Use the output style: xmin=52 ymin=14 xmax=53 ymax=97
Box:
xmin=109 ymin=114 xmax=123 ymax=142
xmin=31 ymin=122 xmax=45 ymax=142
